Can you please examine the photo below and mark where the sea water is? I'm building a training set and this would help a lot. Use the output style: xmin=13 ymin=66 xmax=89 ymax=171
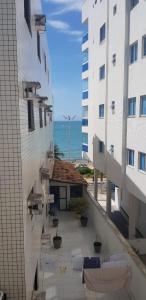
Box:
xmin=54 ymin=121 xmax=82 ymax=160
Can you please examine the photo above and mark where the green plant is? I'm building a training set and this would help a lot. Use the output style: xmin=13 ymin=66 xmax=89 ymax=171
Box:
xmin=69 ymin=197 xmax=89 ymax=215
xmin=54 ymin=144 xmax=64 ymax=160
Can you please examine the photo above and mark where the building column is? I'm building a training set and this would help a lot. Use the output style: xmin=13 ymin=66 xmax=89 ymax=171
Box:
xmin=128 ymin=193 xmax=139 ymax=239
xmin=94 ymin=169 xmax=98 ymax=201
xmin=106 ymin=180 xmax=112 ymax=217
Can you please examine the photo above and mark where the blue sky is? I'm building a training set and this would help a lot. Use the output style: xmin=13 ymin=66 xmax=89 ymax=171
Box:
xmin=42 ymin=0 xmax=84 ymax=120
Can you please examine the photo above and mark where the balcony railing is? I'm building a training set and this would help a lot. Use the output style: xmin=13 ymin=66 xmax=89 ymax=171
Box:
xmin=82 ymin=63 xmax=88 ymax=73
xmin=82 ymin=144 xmax=88 ymax=152
xmin=82 ymin=118 xmax=88 ymax=126
xmin=82 ymin=90 xmax=88 ymax=99
xmin=82 ymin=33 xmax=88 ymax=44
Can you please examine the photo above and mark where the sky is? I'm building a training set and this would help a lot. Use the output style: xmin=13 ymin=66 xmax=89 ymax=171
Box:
xmin=42 ymin=0 xmax=84 ymax=121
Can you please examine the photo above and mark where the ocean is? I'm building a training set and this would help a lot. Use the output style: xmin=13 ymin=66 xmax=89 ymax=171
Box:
xmin=54 ymin=121 xmax=82 ymax=160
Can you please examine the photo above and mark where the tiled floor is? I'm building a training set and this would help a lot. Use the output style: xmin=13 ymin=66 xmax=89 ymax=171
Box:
xmin=39 ymin=212 xmax=131 ymax=300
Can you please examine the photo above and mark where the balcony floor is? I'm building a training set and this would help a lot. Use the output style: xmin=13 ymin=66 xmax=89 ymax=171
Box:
xmin=40 ymin=212 xmax=131 ymax=300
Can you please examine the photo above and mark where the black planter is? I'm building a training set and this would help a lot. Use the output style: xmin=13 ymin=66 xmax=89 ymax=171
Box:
xmin=52 ymin=218 xmax=59 ymax=227
xmin=93 ymin=241 xmax=102 ymax=253
xmin=53 ymin=236 xmax=62 ymax=249
xmin=80 ymin=216 xmax=88 ymax=227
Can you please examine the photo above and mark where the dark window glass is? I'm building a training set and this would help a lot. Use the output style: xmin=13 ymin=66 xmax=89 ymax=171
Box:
xmin=99 ymin=104 xmax=104 ymax=118
xmin=130 ymin=42 xmax=138 ymax=63
xmin=131 ymin=0 xmax=139 ymax=10
xmin=100 ymin=23 xmax=106 ymax=43
xmin=99 ymin=141 xmax=104 ymax=153
xmin=142 ymin=36 xmax=146 ymax=57
xmin=39 ymin=107 xmax=43 ymax=128
xmin=44 ymin=109 xmax=47 ymax=126
xmin=140 ymin=96 xmax=146 ymax=116
xmin=37 ymin=31 xmax=41 ymax=62
xmin=128 ymin=97 xmax=136 ymax=116
xmin=27 ymin=100 xmax=35 ymax=131
xmin=139 ymin=153 xmax=146 ymax=172
xmin=99 ymin=65 xmax=105 ymax=80
xmin=24 ymin=0 xmax=31 ymax=34
xmin=113 ymin=4 xmax=117 ymax=15
xmin=127 ymin=149 xmax=135 ymax=166
xmin=70 ymin=185 xmax=83 ymax=198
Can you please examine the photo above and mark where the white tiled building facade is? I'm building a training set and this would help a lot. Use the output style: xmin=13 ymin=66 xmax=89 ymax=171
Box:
xmin=0 ymin=0 xmax=53 ymax=299
xmin=82 ymin=0 xmax=146 ymax=238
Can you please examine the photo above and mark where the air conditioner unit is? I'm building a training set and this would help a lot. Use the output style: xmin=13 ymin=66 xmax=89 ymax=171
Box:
xmin=35 ymin=15 xmax=46 ymax=32
xmin=32 ymin=290 xmax=46 ymax=300
xmin=0 ymin=291 xmax=6 ymax=300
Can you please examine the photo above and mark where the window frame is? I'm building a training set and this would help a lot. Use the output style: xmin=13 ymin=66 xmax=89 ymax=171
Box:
xmin=128 ymin=97 xmax=136 ymax=117
xmin=100 ymin=23 xmax=106 ymax=43
xmin=99 ymin=64 xmax=105 ymax=80
xmin=99 ymin=141 xmax=104 ymax=153
xmin=139 ymin=152 xmax=146 ymax=172
xmin=127 ymin=149 xmax=135 ymax=167
xmin=140 ymin=95 xmax=146 ymax=116
xmin=130 ymin=41 xmax=138 ymax=64
xmin=99 ymin=104 xmax=104 ymax=118
xmin=27 ymin=100 xmax=35 ymax=132
xmin=24 ymin=0 xmax=32 ymax=34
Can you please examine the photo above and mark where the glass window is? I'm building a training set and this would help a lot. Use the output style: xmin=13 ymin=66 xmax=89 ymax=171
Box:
xmin=82 ymin=106 xmax=88 ymax=119
xmin=130 ymin=42 xmax=138 ymax=64
xmin=113 ymin=4 xmax=117 ymax=15
xmin=99 ymin=104 xmax=104 ymax=118
xmin=44 ymin=109 xmax=47 ymax=126
xmin=140 ymin=96 xmax=146 ymax=116
xmin=82 ymin=78 xmax=88 ymax=91
xmin=82 ymin=133 xmax=88 ymax=145
xmin=39 ymin=107 xmax=43 ymax=128
xmin=131 ymin=0 xmax=139 ymax=10
xmin=127 ymin=149 xmax=135 ymax=166
xmin=100 ymin=23 xmax=106 ymax=43
xmin=142 ymin=36 xmax=146 ymax=57
xmin=99 ymin=64 xmax=105 ymax=80
xmin=139 ymin=152 xmax=146 ymax=172
xmin=27 ymin=100 xmax=35 ymax=131
xmin=24 ymin=0 xmax=31 ymax=34
xmin=82 ymin=49 xmax=88 ymax=64
xmin=128 ymin=97 xmax=136 ymax=116
xmin=99 ymin=141 xmax=104 ymax=153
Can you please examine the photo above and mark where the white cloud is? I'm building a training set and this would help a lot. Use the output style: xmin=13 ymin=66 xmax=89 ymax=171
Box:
xmin=44 ymin=0 xmax=83 ymax=15
xmin=47 ymin=19 xmax=82 ymax=40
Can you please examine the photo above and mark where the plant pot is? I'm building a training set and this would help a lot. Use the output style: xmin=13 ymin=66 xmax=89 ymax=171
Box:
xmin=80 ymin=216 xmax=88 ymax=227
xmin=52 ymin=218 xmax=59 ymax=227
xmin=53 ymin=236 xmax=62 ymax=249
xmin=93 ymin=241 xmax=102 ymax=253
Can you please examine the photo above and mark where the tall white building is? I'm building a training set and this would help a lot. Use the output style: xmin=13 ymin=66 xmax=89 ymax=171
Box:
xmin=82 ymin=0 xmax=146 ymax=239
xmin=0 ymin=0 xmax=53 ymax=299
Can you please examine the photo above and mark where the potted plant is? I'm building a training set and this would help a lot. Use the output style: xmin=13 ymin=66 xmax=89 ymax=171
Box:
xmin=53 ymin=229 xmax=62 ymax=249
xmin=93 ymin=236 xmax=102 ymax=253
xmin=69 ymin=197 xmax=89 ymax=226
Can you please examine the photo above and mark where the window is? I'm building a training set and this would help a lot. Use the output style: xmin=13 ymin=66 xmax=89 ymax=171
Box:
xmin=100 ymin=23 xmax=106 ymax=43
xmin=82 ymin=106 xmax=88 ymax=119
xmin=27 ymin=100 xmax=35 ymax=131
xmin=44 ymin=109 xmax=47 ymax=126
xmin=110 ymin=145 xmax=114 ymax=155
xmin=142 ymin=35 xmax=146 ymax=57
xmin=82 ymin=78 xmax=88 ymax=91
xmin=113 ymin=4 xmax=117 ymax=15
xmin=99 ymin=65 xmax=105 ymax=80
xmin=99 ymin=104 xmax=104 ymax=118
xmin=130 ymin=0 xmax=139 ymax=10
xmin=127 ymin=149 xmax=135 ymax=166
xmin=70 ymin=185 xmax=83 ymax=198
xmin=82 ymin=49 xmax=88 ymax=64
xmin=39 ymin=107 xmax=43 ymax=128
xmin=130 ymin=41 xmax=138 ymax=64
xmin=99 ymin=141 xmax=104 ymax=153
xmin=24 ymin=0 xmax=31 ymax=33
xmin=111 ymin=101 xmax=115 ymax=113
xmin=139 ymin=152 xmax=146 ymax=172
xmin=82 ymin=133 xmax=88 ymax=145
xmin=37 ymin=31 xmax=41 ymax=62
xmin=128 ymin=97 xmax=136 ymax=116
xmin=44 ymin=53 xmax=47 ymax=72
xmin=140 ymin=96 xmax=146 ymax=116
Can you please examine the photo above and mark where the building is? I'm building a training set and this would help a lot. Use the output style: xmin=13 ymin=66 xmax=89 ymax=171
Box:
xmin=0 ymin=0 xmax=53 ymax=299
xmin=82 ymin=0 xmax=146 ymax=239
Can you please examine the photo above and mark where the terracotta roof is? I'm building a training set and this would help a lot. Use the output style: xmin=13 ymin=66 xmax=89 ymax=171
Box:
xmin=51 ymin=159 xmax=87 ymax=185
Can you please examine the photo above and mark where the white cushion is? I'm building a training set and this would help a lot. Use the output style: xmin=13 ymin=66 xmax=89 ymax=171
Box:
xmin=72 ymin=256 xmax=83 ymax=271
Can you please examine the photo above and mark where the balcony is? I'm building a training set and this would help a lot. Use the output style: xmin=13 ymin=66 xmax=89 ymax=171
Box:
xmin=82 ymin=144 xmax=88 ymax=152
xmin=82 ymin=90 xmax=88 ymax=100
xmin=39 ymin=206 xmax=144 ymax=300
xmin=82 ymin=118 xmax=88 ymax=126
xmin=82 ymin=62 xmax=88 ymax=73
xmin=82 ymin=33 xmax=88 ymax=44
